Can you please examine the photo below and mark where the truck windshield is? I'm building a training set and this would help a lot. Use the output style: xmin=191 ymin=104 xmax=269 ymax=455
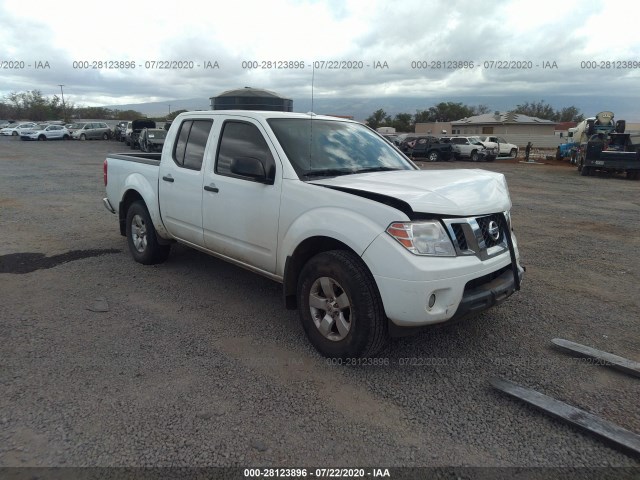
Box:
xmin=267 ymin=118 xmax=415 ymax=178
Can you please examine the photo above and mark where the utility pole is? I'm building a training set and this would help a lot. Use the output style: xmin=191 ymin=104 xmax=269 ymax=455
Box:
xmin=58 ymin=84 xmax=67 ymax=122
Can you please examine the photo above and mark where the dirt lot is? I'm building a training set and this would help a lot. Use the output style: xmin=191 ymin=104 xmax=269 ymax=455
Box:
xmin=0 ymin=137 xmax=638 ymax=473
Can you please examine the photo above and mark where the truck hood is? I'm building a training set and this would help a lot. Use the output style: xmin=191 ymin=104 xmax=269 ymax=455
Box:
xmin=309 ymin=169 xmax=511 ymax=216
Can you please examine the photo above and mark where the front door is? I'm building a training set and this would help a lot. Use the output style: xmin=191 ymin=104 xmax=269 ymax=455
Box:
xmin=202 ymin=119 xmax=282 ymax=274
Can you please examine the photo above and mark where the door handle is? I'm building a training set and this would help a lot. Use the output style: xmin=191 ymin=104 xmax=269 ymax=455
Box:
xmin=204 ymin=185 xmax=219 ymax=193
xmin=162 ymin=176 xmax=174 ymax=182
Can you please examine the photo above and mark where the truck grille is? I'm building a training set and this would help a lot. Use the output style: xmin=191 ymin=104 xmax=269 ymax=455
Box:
xmin=444 ymin=213 xmax=509 ymax=260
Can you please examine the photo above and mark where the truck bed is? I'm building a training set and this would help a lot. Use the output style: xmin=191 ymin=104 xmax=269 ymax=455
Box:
xmin=108 ymin=152 xmax=161 ymax=165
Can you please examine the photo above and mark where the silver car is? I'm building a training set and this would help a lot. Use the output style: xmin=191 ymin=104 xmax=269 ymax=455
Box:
xmin=71 ymin=122 xmax=112 ymax=140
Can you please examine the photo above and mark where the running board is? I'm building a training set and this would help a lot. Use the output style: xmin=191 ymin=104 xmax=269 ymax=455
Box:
xmin=551 ymin=338 xmax=640 ymax=378
xmin=491 ymin=377 xmax=640 ymax=459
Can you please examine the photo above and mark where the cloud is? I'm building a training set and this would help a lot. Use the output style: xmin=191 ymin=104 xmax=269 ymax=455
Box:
xmin=0 ymin=0 xmax=638 ymax=115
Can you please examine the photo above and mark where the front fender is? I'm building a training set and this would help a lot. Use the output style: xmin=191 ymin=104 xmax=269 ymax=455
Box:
xmin=277 ymin=207 xmax=388 ymax=276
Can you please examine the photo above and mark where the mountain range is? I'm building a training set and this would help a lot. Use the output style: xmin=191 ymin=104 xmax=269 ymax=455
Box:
xmin=104 ymin=95 xmax=639 ymax=122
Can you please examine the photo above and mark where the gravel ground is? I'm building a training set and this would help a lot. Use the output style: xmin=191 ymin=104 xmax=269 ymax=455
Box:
xmin=0 ymin=137 xmax=638 ymax=473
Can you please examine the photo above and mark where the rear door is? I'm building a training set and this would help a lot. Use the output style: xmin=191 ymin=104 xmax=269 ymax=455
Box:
xmin=158 ymin=118 xmax=214 ymax=246
xmin=202 ymin=117 xmax=282 ymax=273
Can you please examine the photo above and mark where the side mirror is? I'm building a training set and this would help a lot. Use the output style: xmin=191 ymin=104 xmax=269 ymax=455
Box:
xmin=230 ymin=156 xmax=273 ymax=184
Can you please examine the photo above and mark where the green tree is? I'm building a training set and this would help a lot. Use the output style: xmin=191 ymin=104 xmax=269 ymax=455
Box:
xmin=513 ymin=100 xmax=556 ymax=120
xmin=112 ymin=109 xmax=146 ymax=120
xmin=365 ymin=109 xmax=391 ymax=129
xmin=391 ymin=113 xmax=412 ymax=132
xmin=554 ymin=106 xmax=584 ymax=122
xmin=166 ymin=109 xmax=188 ymax=121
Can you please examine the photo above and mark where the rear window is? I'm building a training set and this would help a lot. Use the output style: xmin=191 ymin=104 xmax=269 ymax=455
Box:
xmin=172 ymin=119 xmax=213 ymax=171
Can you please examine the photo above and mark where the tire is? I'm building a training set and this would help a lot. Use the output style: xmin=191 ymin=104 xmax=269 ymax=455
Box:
xmin=297 ymin=250 xmax=388 ymax=359
xmin=616 ymin=120 xmax=626 ymax=133
xmin=471 ymin=150 xmax=479 ymax=162
xmin=627 ymin=170 xmax=639 ymax=180
xmin=580 ymin=164 xmax=591 ymax=176
xmin=38 ymin=135 xmax=46 ymax=141
xmin=125 ymin=201 xmax=170 ymax=265
xmin=556 ymin=148 xmax=562 ymax=161
xmin=12 ymin=131 xmax=18 ymax=136
xmin=102 ymin=132 xmax=109 ymax=140
xmin=63 ymin=135 xmax=69 ymax=140
xmin=427 ymin=151 xmax=439 ymax=162
xmin=80 ymin=134 xmax=86 ymax=141
xmin=510 ymin=148 xmax=517 ymax=158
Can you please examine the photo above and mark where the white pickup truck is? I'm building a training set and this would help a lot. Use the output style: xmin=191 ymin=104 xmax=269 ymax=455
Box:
xmin=103 ymin=110 xmax=524 ymax=358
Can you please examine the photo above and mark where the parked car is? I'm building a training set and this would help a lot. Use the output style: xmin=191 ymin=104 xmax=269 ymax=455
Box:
xmin=398 ymin=135 xmax=419 ymax=153
xmin=479 ymin=136 xmax=519 ymax=157
xmin=449 ymin=137 xmax=488 ymax=162
xmin=138 ymin=128 xmax=167 ymax=152
xmin=20 ymin=124 xmax=71 ymax=141
xmin=409 ymin=136 xmax=453 ymax=161
xmin=0 ymin=122 xmax=38 ymax=136
xmin=71 ymin=122 xmax=112 ymax=140
xmin=470 ymin=136 xmax=499 ymax=161
xmin=125 ymin=119 xmax=156 ymax=149
xmin=113 ymin=121 xmax=129 ymax=141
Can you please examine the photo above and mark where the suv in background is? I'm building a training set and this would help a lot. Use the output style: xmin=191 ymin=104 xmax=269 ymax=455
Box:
xmin=71 ymin=122 xmax=111 ymax=140
xmin=126 ymin=119 xmax=156 ymax=149
xmin=449 ymin=136 xmax=488 ymax=162
xmin=479 ymin=136 xmax=519 ymax=157
xmin=114 ymin=121 xmax=129 ymax=141
xmin=409 ymin=136 xmax=453 ymax=161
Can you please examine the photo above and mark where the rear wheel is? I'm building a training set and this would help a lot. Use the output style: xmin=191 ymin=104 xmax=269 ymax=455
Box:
xmin=102 ymin=132 xmax=109 ymax=140
xmin=580 ymin=164 xmax=591 ymax=176
xmin=297 ymin=250 xmax=388 ymax=359
xmin=471 ymin=150 xmax=479 ymax=162
xmin=125 ymin=201 xmax=170 ymax=265
xmin=80 ymin=134 xmax=86 ymax=141
xmin=12 ymin=131 xmax=18 ymax=136
xmin=63 ymin=135 xmax=70 ymax=140
xmin=427 ymin=151 xmax=440 ymax=162
xmin=38 ymin=135 xmax=46 ymax=141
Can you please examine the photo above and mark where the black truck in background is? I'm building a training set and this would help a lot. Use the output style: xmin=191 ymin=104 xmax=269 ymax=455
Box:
xmin=407 ymin=136 xmax=453 ymax=161
xmin=580 ymin=132 xmax=640 ymax=179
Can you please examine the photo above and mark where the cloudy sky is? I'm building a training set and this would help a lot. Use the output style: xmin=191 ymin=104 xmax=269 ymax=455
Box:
xmin=1 ymin=0 xmax=639 ymax=118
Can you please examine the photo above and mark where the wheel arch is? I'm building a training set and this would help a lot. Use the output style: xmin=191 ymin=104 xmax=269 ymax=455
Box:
xmin=283 ymin=236 xmax=360 ymax=310
xmin=118 ymin=189 xmax=145 ymax=236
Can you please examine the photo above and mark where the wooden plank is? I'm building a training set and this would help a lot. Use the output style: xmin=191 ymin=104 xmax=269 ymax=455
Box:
xmin=491 ymin=377 xmax=640 ymax=458
xmin=551 ymin=338 xmax=640 ymax=378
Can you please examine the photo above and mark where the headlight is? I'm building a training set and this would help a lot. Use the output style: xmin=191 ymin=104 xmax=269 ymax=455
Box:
xmin=386 ymin=221 xmax=455 ymax=256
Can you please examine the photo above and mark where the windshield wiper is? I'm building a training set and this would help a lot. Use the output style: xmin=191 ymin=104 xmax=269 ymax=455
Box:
xmin=300 ymin=168 xmax=356 ymax=179
xmin=351 ymin=166 xmax=402 ymax=173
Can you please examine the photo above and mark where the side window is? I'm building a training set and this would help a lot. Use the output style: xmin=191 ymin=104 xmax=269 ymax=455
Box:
xmin=172 ymin=119 xmax=213 ymax=171
xmin=216 ymin=121 xmax=275 ymax=179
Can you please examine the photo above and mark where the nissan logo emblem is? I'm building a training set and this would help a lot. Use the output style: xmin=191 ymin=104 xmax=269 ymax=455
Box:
xmin=488 ymin=221 xmax=500 ymax=241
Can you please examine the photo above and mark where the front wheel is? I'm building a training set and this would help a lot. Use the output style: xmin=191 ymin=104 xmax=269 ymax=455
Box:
xmin=102 ymin=132 xmax=109 ymax=140
xmin=38 ymin=135 xmax=46 ymax=141
xmin=125 ymin=201 xmax=170 ymax=265
xmin=80 ymin=134 xmax=86 ymax=141
xmin=471 ymin=150 xmax=479 ymax=162
xmin=510 ymin=148 xmax=518 ymax=158
xmin=427 ymin=151 xmax=439 ymax=162
xmin=297 ymin=250 xmax=388 ymax=359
